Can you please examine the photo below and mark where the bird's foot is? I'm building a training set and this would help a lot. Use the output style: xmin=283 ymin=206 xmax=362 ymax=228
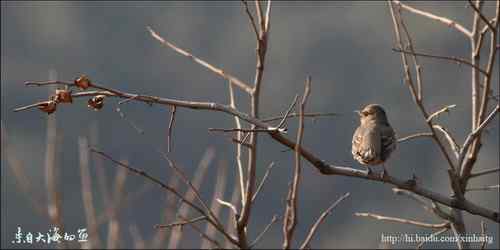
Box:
xmin=366 ymin=167 xmax=373 ymax=175
xmin=380 ymin=167 xmax=388 ymax=180
xmin=405 ymin=173 xmax=418 ymax=187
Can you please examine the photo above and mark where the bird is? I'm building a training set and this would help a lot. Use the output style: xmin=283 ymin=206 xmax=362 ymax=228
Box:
xmin=352 ymin=104 xmax=396 ymax=177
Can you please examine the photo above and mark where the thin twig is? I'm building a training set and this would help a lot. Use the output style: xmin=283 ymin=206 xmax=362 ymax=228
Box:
xmin=264 ymin=0 xmax=272 ymax=33
xmin=459 ymin=105 xmax=499 ymax=170
xmin=462 ymin=1 xmax=499 ymax=184
xmin=466 ymin=185 xmax=499 ymax=192
xmin=177 ymin=214 xmax=223 ymax=249
xmin=151 ymin=175 xmax=180 ymax=248
xmin=262 ymin=112 xmax=338 ymax=123
xmin=389 ymin=1 xmax=457 ymax=174
xmin=480 ymin=221 xmax=487 ymax=250
xmin=92 ymin=148 xmax=239 ymax=247
xmin=167 ymin=106 xmax=176 ymax=152
xmin=208 ymin=127 xmax=286 ymax=133
xmin=276 ymin=95 xmax=299 ymax=129
xmin=251 ymin=162 xmax=276 ymax=203
xmin=300 ymin=192 xmax=350 ymax=249
xmin=393 ymin=0 xmax=473 ymax=38
xmin=237 ymin=0 xmax=272 ymax=245
xmin=416 ymin=227 xmax=448 ymax=249
xmin=249 ymin=214 xmax=279 ymax=248
xmin=392 ymin=188 xmax=453 ymax=220
xmin=283 ymin=76 xmax=311 ymax=249
xmin=354 ymin=212 xmax=451 ymax=229
xmin=254 ymin=0 xmax=264 ymax=32
xmin=241 ymin=0 xmax=259 ymax=39
xmin=426 ymin=104 xmax=457 ymax=123
xmin=469 ymin=167 xmax=500 ymax=179
xmin=90 ymin=148 xmax=206 ymax=217
xmin=155 ymin=216 xmax=207 ymax=229
xmin=467 ymin=0 xmax=496 ymax=31
xmin=228 ymin=80 xmax=245 ymax=207
xmin=223 ymin=186 xmax=240 ymax=249
xmin=231 ymin=136 xmax=254 ymax=148
xmin=217 ymin=199 xmax=238 ymax=216
xmin=25 ymin=80 xmax=75 ymax=87
xmin=158 ymin=151 xmax=225 ymax=232
xmin=392 ymin=48 xmax=488 ymax=75
xmin=201 ymin=161 xmax=228 ymax=249
xmin=397 ymin=132 xmax=433 ymax=143
xmin=116 ymin=104 xmax=144 ymax=135
xmin=168 ymin=148 xmax=214 ymax=249
xmin=432 ymin=124 xmax=460 ymax=158
xmin=147 ymin=26 xmax=253 ymax=94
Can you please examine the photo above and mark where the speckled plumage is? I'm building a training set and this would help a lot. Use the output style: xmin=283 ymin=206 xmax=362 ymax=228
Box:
xmin=352 ymin=104 xmax=396 ymax=166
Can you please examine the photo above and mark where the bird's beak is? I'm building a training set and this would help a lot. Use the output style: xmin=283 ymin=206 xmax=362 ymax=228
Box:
xmin=354 ymin=110 xmax=361 ymax=116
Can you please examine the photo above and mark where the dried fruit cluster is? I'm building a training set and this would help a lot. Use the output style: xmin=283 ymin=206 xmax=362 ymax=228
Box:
xmin=36 ymin=75 xmax=106 ymax=114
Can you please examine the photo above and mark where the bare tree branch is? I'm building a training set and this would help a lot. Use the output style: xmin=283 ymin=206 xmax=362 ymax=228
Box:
xmin=177 ymin=214 xmax=223 ymax=249
xmin=416 ymin=227 xmax=448 ymax=249
xmin=241 ymin=0 xmax=259 ymax=39
xmin=354 ymin=212 xmax=451 ymax=229
xmin=393 ymin=0 xmax=473 ymax=38
xmin=167 ymin=106 xmax=176 ymax=152
xmin=147 ymin=26 xmax=253 ymax=94
xmin=262 ymin=112 xmax=338 ymax=123
xmin=459 ymin=105 xmax=500 ymax=172
xmin=249 ymin=214 xmax=279 ymax=248
xmin=397 ymin=132 xmax=433 ymax=143
xmin=13 ymin=80 xmax=500 ymax=222
xmin=283 ymin=77 xmax=311 ymax=249
xmin=426 ymin=104 xmax=457 ymax=123
xmin=466 ymin=185 xmax=499 ymax=192
xmin=228 ymin=80 xmax=246 ymax=208
xmin=480 ymin=221 xmax=487 ymax=250
xmin=252 ymin=162 xmax=276 ymax=203
xmin=90 ymin=147 xmax=240 ymax=247
xmin=155 ymin=216 xmax=207 ymax=229
xmin=300 ymin=192 xmax=350 ymax=249
xmin=432 ymin=124 xmax=460 ymax=159
xmin=467 ymin=0 xmax=496 ymax=31
xmin=392 ymin=48 xmax=488 ymax=75
xmin=469 ymin=167 xmax=500 ymax=179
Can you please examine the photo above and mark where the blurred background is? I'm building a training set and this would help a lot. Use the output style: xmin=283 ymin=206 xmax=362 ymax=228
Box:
xmin=1 ymin=1 xmax=498 ymax=249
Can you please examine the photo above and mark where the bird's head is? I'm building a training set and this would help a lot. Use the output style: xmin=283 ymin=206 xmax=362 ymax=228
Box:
xmin=355 ymin=104 xmax=389 ymax=124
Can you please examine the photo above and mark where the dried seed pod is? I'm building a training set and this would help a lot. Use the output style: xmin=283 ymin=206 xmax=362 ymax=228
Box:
xmin=75 ymin=75 xmax=91 ymax=90
xmin=55 ymin=89 xmax=73 ymax=103
xmin=88 ymin=95 xmax=105 ymax=111
xmin=38 ymin=100 xmax=57 ymax=114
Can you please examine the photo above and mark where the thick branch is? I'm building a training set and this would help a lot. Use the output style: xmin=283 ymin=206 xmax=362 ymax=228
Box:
xmin=15 ymin=83 xmax=500 ymax=222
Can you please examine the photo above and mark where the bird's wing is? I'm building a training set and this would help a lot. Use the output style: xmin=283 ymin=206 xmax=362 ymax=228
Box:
xmin=352 ymin=125 xmax=381 ymax=164
xmin=380 ymin=125 xmax=396 ymax=161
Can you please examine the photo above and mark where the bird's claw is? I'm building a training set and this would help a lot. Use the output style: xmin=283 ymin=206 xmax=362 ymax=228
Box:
xmin=380 ymin=168 xmax=388 ymax=180
xmin=366 ymin=167 xmax=373 ymax=175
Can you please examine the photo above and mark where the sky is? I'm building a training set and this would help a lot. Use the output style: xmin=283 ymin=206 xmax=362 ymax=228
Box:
xmin=1 ymin=1 xmax=499 ymax=249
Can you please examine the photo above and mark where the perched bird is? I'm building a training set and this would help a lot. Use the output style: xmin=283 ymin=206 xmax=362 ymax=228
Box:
xmin=352 ymin=104 xmax=396 ymax=177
